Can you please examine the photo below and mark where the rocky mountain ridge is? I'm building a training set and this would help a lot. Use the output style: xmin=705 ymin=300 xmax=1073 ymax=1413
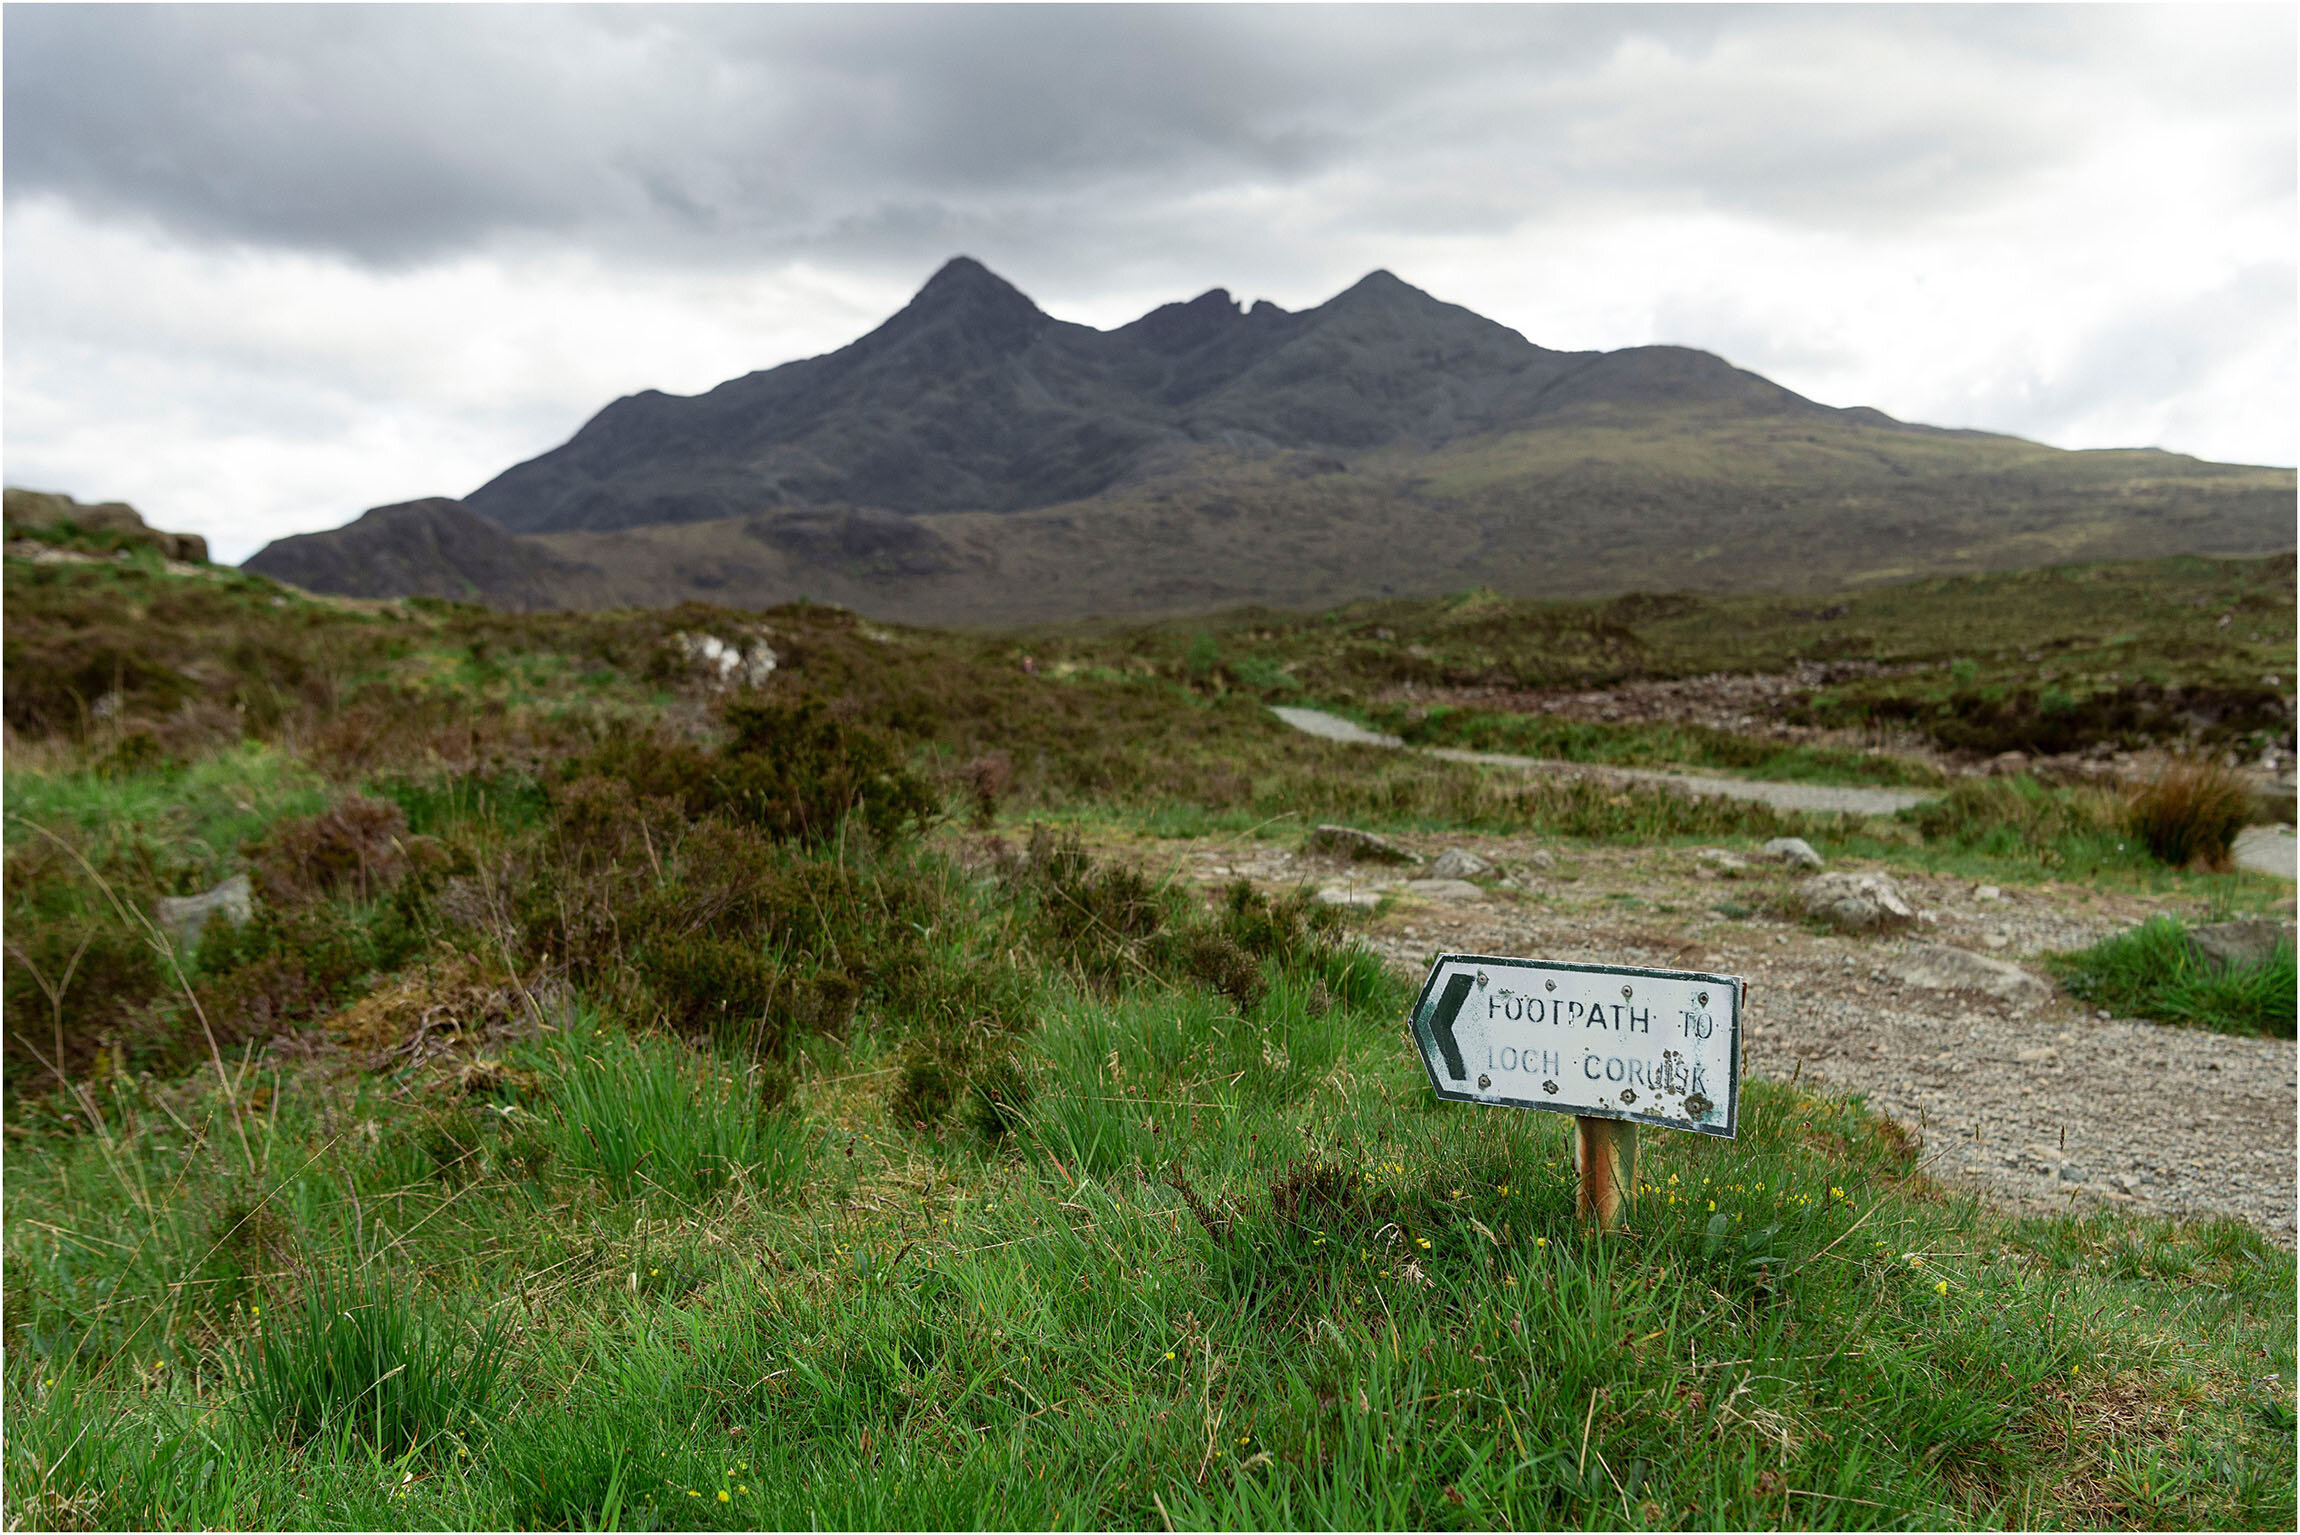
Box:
xmin=242 ymin=259 xmax=2297 ymax=621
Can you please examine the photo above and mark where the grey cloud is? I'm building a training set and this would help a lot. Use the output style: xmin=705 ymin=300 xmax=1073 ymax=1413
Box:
xmin=5 ymin=2 xmax=2210 ymax=278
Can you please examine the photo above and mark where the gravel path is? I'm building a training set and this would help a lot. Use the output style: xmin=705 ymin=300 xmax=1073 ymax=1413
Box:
xmin=1129 ymin=826 xmax=2299 ymax=1242
xmin=1272 ymin=705 xmax=2294 ymax=876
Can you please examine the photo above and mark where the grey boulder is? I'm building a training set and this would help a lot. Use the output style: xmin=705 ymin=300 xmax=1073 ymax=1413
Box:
xmin=1402 ymin=878 xmax=1485 ymax=903
xmin=154 ymin=873 xmax=253 ymax=953
xmin=1307 ymin=825 xmax=1423 ymax=866
xmin=1797 ymin=871 xmax=1915 ymax=933
xmin=1883 ymin=943 xmax=2052 ymax=1008
xmin=1429 ymin=848 xmax=1492 ymax=879
xmin=1764 ymin=836 xmax=1824 ymax=870
xmin=2186 ymin=918 xmax=2293 ymax=972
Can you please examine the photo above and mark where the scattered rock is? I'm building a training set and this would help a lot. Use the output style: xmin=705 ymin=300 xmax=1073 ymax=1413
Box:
xmin=1763 ymin=836 xmax=1824 ymax=870
xmin=154 ymin=874 xmax=253 ymax=953
xmin=5 ymin=487 xmax=209 ymax=563
xmin=1974 ymin=884 xmax=2002 ymax=901
xmin=1428 ymin=848 xmax=1491 ymax=879
xmin=670 ymin=630 xmax=778 ymax=688
xmin=2186 ymin=918 xmax=2292 ymax=972
xmin=1797 ymin=871 xmax=1915 ymax=932
xmin=1402 ymin=878 xmax=1485 ymax=903
xmin=1313 ymin=887 xmax=1382 ymax=910
xmin=1982 ymin=932 xmax=2010 ymax=950
xmin=1694 ymin=848 xmax=1749 ymax=874
xmin=1307 ymin=825 xmax=1423 ymax=866
xmin=1525 ymin=849 xmax=1558 ymax=871
xmin=1882 ymin=942 xmax=2052 ymax=1008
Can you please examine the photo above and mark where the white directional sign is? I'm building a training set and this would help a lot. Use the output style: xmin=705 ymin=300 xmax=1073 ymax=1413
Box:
xmin=1409 ymin=953 xmax=1742 ymax=1137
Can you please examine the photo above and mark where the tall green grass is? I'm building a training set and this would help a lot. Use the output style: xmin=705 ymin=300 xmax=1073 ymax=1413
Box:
xmin=232 ymin=1269 xmax=509 ymax=1456
xmin=2051 ymin=916 xmax=2297 ymax=1038
xmin=533 ymin=1022 xmax=815 ymax=1202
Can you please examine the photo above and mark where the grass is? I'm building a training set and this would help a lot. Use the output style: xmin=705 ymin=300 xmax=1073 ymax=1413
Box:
xmin=231 ymin=1269 xmax=510 ymax=1456
xmin=1028 ymin=552 xmax=2294 ymax=764
xmin=2127 ymin=759 xmax=2257 ymax=870
xmin=532 ymin=1020 xmax=815 ymax=1201
xmin=5 ymin=541 xmax=2295 ymax=1530
xmin=2050 ymin=916 xmax=2297 ymax=1039
xmin=1370 ymin=702 xmax=1946 ymax=786
xmin=5 ymin=980 xmax=2291 ymax=1529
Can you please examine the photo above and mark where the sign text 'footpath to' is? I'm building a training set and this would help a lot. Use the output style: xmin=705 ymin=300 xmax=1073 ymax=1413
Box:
xmin=1409 ymin=954 xmax=1743 ymax=1137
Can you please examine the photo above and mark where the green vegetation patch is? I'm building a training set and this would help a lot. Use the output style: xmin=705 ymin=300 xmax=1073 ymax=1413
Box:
xmin=1376 ymin=702 xmax=1946 ymax=786
xmin=2051 ymin=916 xmax=2297 ymax=1039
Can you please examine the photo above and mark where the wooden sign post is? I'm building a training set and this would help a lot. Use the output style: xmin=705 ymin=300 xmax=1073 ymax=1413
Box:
xmin=1574 ymin=1116 xmax=1639 ymax=1231
xmin=1407 ymin=954 xmax=1743 ymax=1231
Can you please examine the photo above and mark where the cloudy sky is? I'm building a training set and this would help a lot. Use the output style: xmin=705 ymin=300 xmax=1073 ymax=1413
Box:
xmin=5 ymin=2 xmax=2293 ymax=564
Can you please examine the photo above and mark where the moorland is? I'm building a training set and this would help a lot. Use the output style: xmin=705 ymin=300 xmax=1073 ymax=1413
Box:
xmin=3 ymin=506 xmax=2295 ymax=1528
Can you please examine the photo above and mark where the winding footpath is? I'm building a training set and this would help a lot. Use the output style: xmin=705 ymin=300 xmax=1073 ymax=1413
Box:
xmin=1272 ymin=705 xmax=2299 ymax=879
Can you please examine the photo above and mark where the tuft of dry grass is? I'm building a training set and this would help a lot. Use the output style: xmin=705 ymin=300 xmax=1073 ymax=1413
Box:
xmin=2126 ymin=758 xmax=2255 ymax=870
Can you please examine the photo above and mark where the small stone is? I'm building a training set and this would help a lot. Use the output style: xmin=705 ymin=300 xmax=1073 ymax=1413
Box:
xmin=2111 ymin=1172 xmax=2142 ymax=1193
xmin=1797 ymin=871 xmax=1915 ymax=932
xmin=1402 ymin=878 xmax=1485 ymax=903
xmin=1694 ymin=848 xmax=1749 ymax=874
xmin=1882 ymin=942 xmax=2052 ymax=1008
xmin=1313 ymin=887 xmax=1382 ymax=910
xmin=1526 ymin=849 xmax=1558 ymax=871
xmin=1983 ymin=932 xmax=2010 ymax=950
xmin=154 ymin=874 xmax=253 ymax=954
xmin=1428 ymin=848 xmax=1491 ymax=880
xmin=1975 ymin=885 xmax=2002 ymax=901
xmin=1306 ymin=825 xmax=1423 ymax=866
xmin=2015 ymin=1046 xmax=2057 ymax=1063
xmin=1763 ymin=837 xmax=1824 ymax=870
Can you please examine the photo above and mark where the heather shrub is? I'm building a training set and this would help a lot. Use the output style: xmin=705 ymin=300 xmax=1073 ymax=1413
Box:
xmin=2126 ymin=759 xmax=2255 ymax=870
xmin=243 ymin=794 xmax=413 ymax=906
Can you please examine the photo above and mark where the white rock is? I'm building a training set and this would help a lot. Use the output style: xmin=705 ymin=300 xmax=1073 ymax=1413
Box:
xmin=1883 ymin=943 xmax=2052 ymax=1008
xmin=1764 ymin=836 xmax=1824 ymax=870
xmin=1982 ymin=932 xmax=2010 ymax=950
xmin=155 ymin=873 xmax=253 ymax=953
xmin=1429 ymin=848 xmax=1491 ymax=879
xmin=1975 ymin=885 xmax=2003 ymax=901
xmin=1694 ymin=848 xmax=1749 ymax=873
xmin=1313 ymin=887 xmax=1382 ymax=910
xmin=671 ymin=631 xmax=778 ymax=688
xmin=1797 ymin=871 xmax=1915 ymax=932
xmin=1525 ymin=849 xmax=1558 ymax=871
xmin=1402 ymin=878 xmax=1485 ymax=903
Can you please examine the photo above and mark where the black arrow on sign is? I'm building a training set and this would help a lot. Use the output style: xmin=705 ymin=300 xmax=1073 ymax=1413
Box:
xmin=1422 ymin=971 xmax=1476 ymax=1081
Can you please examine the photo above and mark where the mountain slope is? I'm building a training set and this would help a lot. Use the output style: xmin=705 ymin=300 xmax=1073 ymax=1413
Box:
xmin=243 ymin=497 xmax=609 ymax=610
xmin=461 ymin=258 xmax=1882 ymax=536
xmin=251 ymin=258 xmax=2296 ymax=623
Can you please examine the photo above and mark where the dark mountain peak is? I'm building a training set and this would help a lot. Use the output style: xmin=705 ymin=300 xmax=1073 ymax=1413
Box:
xmin=1118 ymin=286 xmax=1248 ymax=355
xmin=244 ymin=495 xmax=596 ymax=609
xmin=914 ymin=254 xmax=1022 ymax=301
xmin=1327 ymin=268 xmax=1427 ymax=308
xmin=906 ymin=255 xmax=1042 ymax=319
xmin=864 ymin=253 xmax=1050 ymax=358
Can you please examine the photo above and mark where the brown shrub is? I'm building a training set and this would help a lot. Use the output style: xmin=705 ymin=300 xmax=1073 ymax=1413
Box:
xmin=960 ymin=750 xmax=1014 ymax=827
xmin=244 ymin=795 xmax=411 ymax=906
xmin=2127 ymin=759 xmax=2254 ymax=870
